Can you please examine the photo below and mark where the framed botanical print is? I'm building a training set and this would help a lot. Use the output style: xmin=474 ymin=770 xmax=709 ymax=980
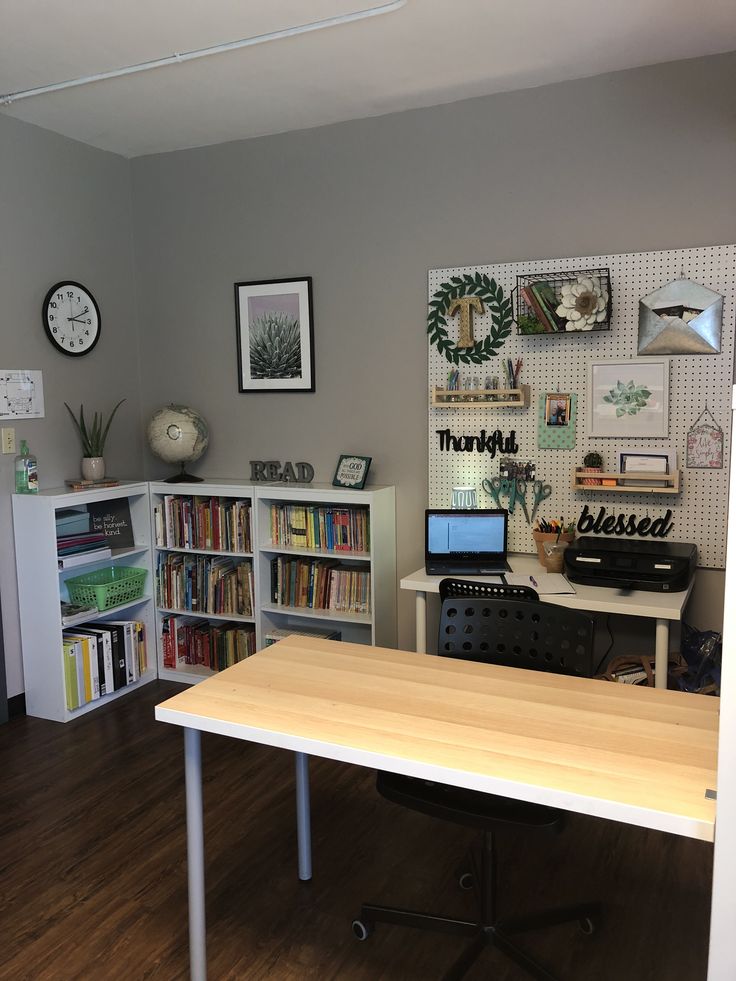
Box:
xmin=235 ymin=277 xmax=314 ymax=392
xmin=588 ymin=358 xmax=669 ymax=438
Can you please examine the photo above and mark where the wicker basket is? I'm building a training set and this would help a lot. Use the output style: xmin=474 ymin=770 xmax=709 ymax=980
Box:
xmin=66 ymin=566 xmax=147 ymax=611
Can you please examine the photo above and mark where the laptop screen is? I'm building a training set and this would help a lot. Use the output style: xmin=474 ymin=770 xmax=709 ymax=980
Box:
xmin=425 ymin=509 xmax=508 ymax=560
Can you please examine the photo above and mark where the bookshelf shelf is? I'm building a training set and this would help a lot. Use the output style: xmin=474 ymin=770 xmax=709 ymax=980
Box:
xmin=150 ymin=481 xmax=258 ymax=680
xmin=431 ymin=384 xmax=530 ymax=408
xmin=572 ymin=469 xmax=681 ymax=494
xmin=254 ymin=482 xmax=396 ymax=649
xmin=154 ymin=545 xmax=254 ymax=558
xmin=12 ymin=482 xmax=156 ymax=722
xmin=156 ymin=607 xmax=256 ymax=624
xmin=260 ymin=604 xmax=373 ymax=625
xmin=259 ymin=543 xmax=371 ymax=562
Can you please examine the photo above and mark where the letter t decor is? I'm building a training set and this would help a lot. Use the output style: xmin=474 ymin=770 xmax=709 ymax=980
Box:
xmin=448 ymin=296 xmax=485 ymax=348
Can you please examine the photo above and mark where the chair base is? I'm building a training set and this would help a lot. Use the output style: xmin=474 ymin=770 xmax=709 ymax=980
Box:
xmin=353 ymin=899 xmax=601 ymax=981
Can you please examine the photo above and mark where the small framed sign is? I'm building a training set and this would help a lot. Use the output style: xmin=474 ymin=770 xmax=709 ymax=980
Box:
xmin=333 ymin=454 xmax=371 ymax=490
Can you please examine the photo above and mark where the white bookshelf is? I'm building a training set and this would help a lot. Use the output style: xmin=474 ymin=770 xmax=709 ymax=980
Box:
xmin=12 ymin=481 xmax=155 ymax=723
xmin=254 ymin=482 xmax=396 ymax=649
xmin=149 ymin=480 xmax=257 ymax=685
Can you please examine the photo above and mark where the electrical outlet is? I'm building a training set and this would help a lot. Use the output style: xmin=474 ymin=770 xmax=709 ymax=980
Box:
xmin=2 ymin=428 xmax=16 ymax=454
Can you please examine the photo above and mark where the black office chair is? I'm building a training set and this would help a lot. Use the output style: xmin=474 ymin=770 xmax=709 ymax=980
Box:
xmin=352 ymin=579 xmax=601 ymax=981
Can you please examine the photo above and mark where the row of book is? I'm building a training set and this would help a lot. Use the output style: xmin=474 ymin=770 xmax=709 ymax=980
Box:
xmin=155 ymin=553 xmax=254 ymax=616
xmin=269 ymin=557 xmax=371 ymax=614
xmin=63 ymin=620 xmax=147 ymax=711
xmin=520 ymin=282 xmax=565 ymax=333
xmin=269 ymin=503 xmax=370 ymax=553
xmin=161 ymin=615 xmax=256 ymax=671
xmin=154 ymin=495 xmax=252 ymax=553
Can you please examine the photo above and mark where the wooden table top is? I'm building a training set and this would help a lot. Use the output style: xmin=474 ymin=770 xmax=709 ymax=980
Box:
xmin=155 ymin=637 xmax=719 ymax=842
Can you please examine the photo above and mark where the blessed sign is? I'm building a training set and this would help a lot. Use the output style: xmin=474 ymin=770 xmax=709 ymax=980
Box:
xmin=577 ymin=504 xmax=673 ymax=538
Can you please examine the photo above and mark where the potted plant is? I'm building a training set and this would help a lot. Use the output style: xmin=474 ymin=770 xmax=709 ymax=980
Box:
xmin=65 ymin=399 xmax=125 ymax=482
xmin=581 ymin=451 xmax=603 ymax=486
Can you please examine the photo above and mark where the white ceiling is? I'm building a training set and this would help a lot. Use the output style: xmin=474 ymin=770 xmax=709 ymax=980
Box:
xmin=2 ymin=0 xmax=735 ymax=158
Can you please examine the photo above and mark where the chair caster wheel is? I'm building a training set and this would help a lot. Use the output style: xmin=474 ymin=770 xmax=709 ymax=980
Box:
xmin=458 ymin=872 xmax=474 ymax=891
xmin=579 ymin=916 xmax=596 ymax=935
xmin=352 ymin=918 xmax=373 ymax=941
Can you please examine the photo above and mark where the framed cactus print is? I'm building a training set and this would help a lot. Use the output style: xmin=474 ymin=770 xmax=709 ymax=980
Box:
xmin=235 ymin=277 xmax=315 ymax=392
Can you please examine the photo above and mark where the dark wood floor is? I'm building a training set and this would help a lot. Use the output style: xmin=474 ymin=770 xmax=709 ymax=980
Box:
xmin=0 ymin=681 xmax=713 ymax=981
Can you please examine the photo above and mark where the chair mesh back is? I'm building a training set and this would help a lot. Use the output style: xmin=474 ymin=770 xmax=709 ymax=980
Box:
xmin=438 ymin=581 xmax=594 ymax=677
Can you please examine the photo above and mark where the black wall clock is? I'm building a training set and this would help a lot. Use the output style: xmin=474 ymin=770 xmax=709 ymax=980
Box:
xmin=43 ymin=281 xmax=101 ymax=356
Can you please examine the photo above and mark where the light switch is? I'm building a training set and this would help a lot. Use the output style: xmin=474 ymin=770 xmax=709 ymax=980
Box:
xmin=2 ymin=428 xmax=16 ymax=454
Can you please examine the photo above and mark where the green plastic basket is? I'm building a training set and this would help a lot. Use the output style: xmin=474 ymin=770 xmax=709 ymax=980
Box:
xmin=66 ymin=566 xmax=147 ymax=611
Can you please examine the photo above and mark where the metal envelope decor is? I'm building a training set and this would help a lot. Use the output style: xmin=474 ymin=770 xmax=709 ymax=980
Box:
xmin=638 ymin=278 xmax=723 ymax=355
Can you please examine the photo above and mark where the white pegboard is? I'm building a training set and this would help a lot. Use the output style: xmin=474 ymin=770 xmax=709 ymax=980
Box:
xmin=428 ymin=245 xmax=735 ymax=569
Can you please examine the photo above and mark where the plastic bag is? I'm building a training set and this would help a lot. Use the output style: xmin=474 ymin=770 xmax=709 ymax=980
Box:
xmin=672 ymin=623 xmax=721 ymax=695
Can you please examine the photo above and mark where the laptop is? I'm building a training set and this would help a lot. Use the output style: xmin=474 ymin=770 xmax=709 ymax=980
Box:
xmin=425 ymin=508 xmax=510 ymax=576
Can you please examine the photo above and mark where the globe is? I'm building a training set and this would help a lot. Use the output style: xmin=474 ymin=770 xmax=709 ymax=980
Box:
xmin=147 ymin=404 xmax=209 ymax=482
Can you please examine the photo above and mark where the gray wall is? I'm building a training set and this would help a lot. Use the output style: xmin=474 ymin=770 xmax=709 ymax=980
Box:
xmin=0 ymin=114 xmax=144 ymax=697
xmin=131 ymin=52 xmax=736 ymax=653
xmin=2 ymin=53 xmax=734 ymax=696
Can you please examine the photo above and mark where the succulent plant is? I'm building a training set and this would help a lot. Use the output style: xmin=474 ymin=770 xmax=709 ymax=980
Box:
xmin=249 ymin=312 xmax=302 ymax=379
xmin=603 ymin=380 xmax=651 ymax=417
xmin=583 ymin=451 xmax=603 ymax=468
xmin=64 ymin=399 xmax=125 ymax=456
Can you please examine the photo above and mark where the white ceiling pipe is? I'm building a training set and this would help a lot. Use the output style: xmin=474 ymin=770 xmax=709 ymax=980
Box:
xmin=1 ymin=0 xmax=407 ymax=106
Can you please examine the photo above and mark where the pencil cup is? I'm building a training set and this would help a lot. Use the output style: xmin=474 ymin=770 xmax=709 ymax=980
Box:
xmin=543 ymin=541 xmax=569 ymax=574
xmin=532 ymin=530 xmax=574 ymax=568
xmin=451 ymin=486 xmax=477 ymax=509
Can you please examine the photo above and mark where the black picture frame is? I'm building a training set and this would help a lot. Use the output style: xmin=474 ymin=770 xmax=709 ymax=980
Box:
xmin=333 ymin=455 xmax=372 ymax=490
xmin=234 ymin=277 xmax=315 ymax=392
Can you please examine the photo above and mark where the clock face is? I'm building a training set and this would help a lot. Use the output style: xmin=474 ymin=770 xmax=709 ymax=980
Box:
xmin=43 ymin=281 xmax=101 ymax=356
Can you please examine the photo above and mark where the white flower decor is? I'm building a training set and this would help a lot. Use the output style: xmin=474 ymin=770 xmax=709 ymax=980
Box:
xmin=555 ymin=276 xmax=609 ymax=331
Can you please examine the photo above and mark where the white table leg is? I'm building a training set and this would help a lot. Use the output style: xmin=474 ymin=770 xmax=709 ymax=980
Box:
xmin=416 ymin=590 xmax=427 ymax=654
xmin=184 ymin=727 xmax=207 ymax=981
xmin=295 ymin=752 xmax=312 ymax=881
xmin=654 ymin=619 xmax=669 ymax=690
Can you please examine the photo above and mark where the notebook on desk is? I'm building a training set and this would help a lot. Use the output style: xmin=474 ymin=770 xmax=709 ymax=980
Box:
xmin=425 ymin=509 xmax=510 ymax=575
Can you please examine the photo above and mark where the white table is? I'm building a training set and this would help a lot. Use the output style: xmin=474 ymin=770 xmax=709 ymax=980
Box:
xmin=401 ymin=554 xmax=694 ymax=689
xmin=155 ymin=636 xmax=718 ymax=980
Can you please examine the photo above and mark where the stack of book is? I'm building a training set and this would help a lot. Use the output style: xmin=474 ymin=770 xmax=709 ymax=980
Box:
xmin=57 ymin=531 xmax=112 ymax=569
xmin=520 ymin=281 xmax=563 ymax=332
xmin=62 ymin=620 xmax=147 ymax=711
xmin=269 ymin=503 xmax=370 ymax=552
xmin=156 ymin=553 xmax=254 ymax=616
xmin=160 ymin=615 xmax=256 ymax=671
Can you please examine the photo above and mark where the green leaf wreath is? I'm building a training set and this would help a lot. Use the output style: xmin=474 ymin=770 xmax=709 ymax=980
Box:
xmin=427 ymin=272 xmax=513 ymax=365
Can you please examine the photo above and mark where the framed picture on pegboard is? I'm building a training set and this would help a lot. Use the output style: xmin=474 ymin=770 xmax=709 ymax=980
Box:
xmin=538 ymin=394 xmax=576 ymax=449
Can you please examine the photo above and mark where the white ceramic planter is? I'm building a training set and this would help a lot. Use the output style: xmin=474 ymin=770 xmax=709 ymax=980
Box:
xmin=81 ymin=456 xmax=105 ymax=482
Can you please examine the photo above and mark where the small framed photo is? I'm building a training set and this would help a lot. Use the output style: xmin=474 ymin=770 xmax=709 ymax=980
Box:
xmin=235 ymin=277 xmax=314 ymax=392
xmin=544 ymin=394 xmax=571 ymax=427
xmin=333 ymin=455 xmax=372 ymax=490
xmin=589 ymin=358 xmax=669 ymax=438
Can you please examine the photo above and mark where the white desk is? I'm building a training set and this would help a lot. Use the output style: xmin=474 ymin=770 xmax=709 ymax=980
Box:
xmin=401 ymin=554 xmax=694 ymax=689
xmin=156 ymin=636 xmax=718 ymax=980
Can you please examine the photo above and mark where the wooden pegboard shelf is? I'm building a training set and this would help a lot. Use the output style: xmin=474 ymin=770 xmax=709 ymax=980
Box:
xmin=431 ymin=384 xmax=529 ymax=408
xmin=573 ymin=469 xmax=681 ymax=494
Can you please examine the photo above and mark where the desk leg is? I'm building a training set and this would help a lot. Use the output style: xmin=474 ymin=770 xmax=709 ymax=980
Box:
xmin=654 ymin=619 xmax=669 ymax=690
xmin=184 ymin=728 xmax=207 ymax=981
xmin=416 ymin=590 xmax=427 ymax=654
xmin=295 ymin=752 xmax=312 ymax=881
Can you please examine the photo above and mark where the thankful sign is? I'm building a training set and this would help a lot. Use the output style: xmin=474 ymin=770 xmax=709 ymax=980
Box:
xmin=436 ymin=429 xmax=519 ymax=458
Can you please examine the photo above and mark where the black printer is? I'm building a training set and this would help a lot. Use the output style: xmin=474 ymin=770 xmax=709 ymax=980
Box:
xmin=564 ymin=537 xmax=697 ymax=592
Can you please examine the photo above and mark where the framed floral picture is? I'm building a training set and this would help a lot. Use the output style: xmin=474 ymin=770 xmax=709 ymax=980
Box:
xmin=588 ymin=358 xmax=669 ymax=438
xmin=235 ymin=277 xmax=314 ymax=392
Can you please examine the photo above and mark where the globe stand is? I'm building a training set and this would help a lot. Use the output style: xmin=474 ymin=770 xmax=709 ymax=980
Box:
xmin=164 ymin=463 xmax=205 ymax=484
